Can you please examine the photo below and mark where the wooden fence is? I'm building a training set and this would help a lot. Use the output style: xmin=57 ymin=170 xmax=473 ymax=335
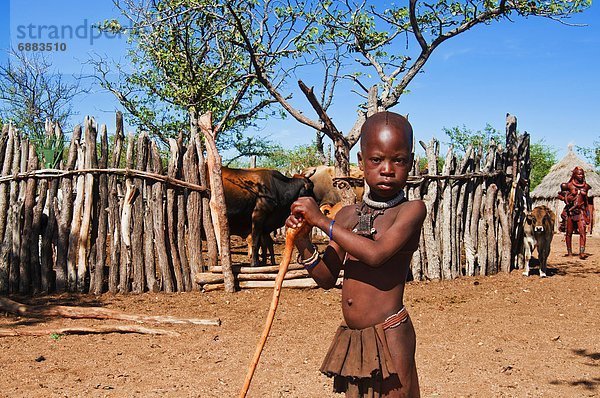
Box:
xmin=0 ymin=113 xmax=530 ymax=295
xmin=407 ymin=113 xmax=530 ymax=280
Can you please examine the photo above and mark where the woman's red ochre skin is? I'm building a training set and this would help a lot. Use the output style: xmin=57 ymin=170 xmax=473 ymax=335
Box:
xmin=287 ymin=111 xmax=426 ymax=397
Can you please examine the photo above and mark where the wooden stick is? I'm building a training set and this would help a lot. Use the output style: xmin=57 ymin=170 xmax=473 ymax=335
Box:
xmin=0 ymin=297 xmax=221 ymax=326
xmin=0 ymin=168 xmax=209 ymax=193
xmin=239 ymin=224 xmax=309 ymax=398
xmin=0 ymin=325 xmax=179 ymax=337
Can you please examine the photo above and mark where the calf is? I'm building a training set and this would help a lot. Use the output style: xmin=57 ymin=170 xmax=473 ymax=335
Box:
xmin=522 ymin=205 xmax=556 ymax=277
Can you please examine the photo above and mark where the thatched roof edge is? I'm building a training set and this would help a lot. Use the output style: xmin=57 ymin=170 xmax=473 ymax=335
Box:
xmin=531 ymin=147 xmax=600 ymax=199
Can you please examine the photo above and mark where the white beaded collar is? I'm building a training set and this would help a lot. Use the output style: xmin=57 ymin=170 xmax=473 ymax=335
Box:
xmin=362 ymin=186 xmax=406 ymax=209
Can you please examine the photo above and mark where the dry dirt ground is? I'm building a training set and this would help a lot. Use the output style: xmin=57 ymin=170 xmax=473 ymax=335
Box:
xmin=1 ymin=235 xmax=599 ymax=398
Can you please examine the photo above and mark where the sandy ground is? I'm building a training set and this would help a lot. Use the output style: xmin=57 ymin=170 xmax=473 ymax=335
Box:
xmin=1 ymin=235 xmax=599 ymax=398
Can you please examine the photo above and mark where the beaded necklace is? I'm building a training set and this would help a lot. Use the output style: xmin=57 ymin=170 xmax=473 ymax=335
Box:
xmin=352 ymin=187 xmax=406 ymax=238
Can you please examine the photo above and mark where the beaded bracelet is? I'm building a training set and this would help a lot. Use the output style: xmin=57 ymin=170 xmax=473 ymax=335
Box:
xmin=304 ymin=255 xmax=320 ymax=271
xmin=297 ymin=245 xmax=320 ymax=271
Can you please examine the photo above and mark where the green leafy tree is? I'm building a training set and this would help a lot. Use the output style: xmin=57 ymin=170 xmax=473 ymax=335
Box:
xmin=530 ymin=140 xmax=557 ymax=189
xmin=577 ymin=141 xmax=600 ymax=169
xmin=257 ymin=143 xmax=323 ymax=175
xmin=443 ymin=124 xmax=503 ymax=155
xmin=93 ymin=0 xmax=278 ymax=153
xmin=227 ymin=0 xmax=590 ymax=185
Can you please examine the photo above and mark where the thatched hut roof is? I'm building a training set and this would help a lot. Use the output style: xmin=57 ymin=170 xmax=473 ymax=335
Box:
xmin=531 ymin=145 xmax=600 ymax=199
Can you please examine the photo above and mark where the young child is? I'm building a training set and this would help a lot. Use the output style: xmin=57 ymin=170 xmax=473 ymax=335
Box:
xmin=286 ymin=111 xmax=426 ymax=397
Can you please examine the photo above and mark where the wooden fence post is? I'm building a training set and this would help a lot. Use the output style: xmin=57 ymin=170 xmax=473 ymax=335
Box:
xmin=108 ymin=112 xmax=124 ymax=293
xmin=183 ymin=135 xmax=204 ymax=286
xmin=150 ymin=142 xmax=174 ymax=292
xmin=0 ymin=127 xmax=15 ymax=293
xmin=131 ymin=133 xmax=148 ymax=293
xmin=198 ymin=111 xmax=235 ymax=293
xmin=92 ymin=124 xmax=109 ymax=295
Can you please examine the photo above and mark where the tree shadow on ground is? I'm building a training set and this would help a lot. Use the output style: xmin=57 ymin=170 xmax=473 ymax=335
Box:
xmin=549 ymin=377 xmax=600 ymax=391
xmin=572 ymin=348 xmax=600 ymax=363
xmin=549 ymin=348 xmax=600 ymax=392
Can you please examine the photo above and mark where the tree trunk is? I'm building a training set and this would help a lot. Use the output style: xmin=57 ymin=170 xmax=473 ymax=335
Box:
xmin=198 ymin=111 xmax=235 ymax=293
xmin=333 ymin=137 xmax=355 ymax=205
xmin=190 ymin=110 xmax=218 ymax=270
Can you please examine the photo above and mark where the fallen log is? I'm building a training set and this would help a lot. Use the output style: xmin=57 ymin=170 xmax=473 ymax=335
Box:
xmin=209 ymin=263 xmax=304 ymax=274
xmin=0 ymin=325 xmax=179 ymax=337
xmin=239 ymin=278 xmax=343 ymax=289
xmin=0 ymin=297 xmax=221 ymax=326
xmin=202 ymin=283 xmax=225 ymax=292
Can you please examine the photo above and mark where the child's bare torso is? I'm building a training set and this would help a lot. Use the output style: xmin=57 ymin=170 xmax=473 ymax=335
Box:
xmin=337 ymin=200 xmax=419 ymax=329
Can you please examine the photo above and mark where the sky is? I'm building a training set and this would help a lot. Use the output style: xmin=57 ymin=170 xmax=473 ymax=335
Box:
xmin=1 ymin=0 xmax=599 ymax=163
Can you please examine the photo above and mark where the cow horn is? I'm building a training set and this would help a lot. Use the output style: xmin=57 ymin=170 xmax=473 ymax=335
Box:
xmin=304 ymin=167 xmax=316 ymax=179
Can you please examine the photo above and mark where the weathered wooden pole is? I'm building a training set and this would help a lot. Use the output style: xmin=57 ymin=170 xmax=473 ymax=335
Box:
xmin=166 ymin=138 xmax=184 ymax=291
xmin=198 ymin=111 xmax=235 ymax=293
xmin=75 ymin=117 xmax=97 ymax=292
xmin=92 ymin=124 xmax=109 ymax=295
xmin=131 ymin=133 xmax=148 ymax=293
xmin=143 ymin=140 xmax=158 ymax=292
xmin=19 ymin=143 xmax=39 ymax=293
xmin=0 ymin=126 xmax=15 ymax=293
xmin=422 ymin=139 xmax=440 ymax=279
xmin=107 ymin=112 xmax=124 ymax=293
xmin=150 ymin=142 xmax=174 ymax=292
xmin=183 ymin=135 xmax=204 ymax=288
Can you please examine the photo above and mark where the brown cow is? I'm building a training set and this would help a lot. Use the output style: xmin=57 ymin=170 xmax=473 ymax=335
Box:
xmin=304 ymin=165 xmax=364 ymax=206
xmin=522 ymin=205 xmax=556 ymax=278
xmin=220 ymin=167 xmax=314 ymax=267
